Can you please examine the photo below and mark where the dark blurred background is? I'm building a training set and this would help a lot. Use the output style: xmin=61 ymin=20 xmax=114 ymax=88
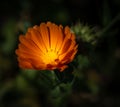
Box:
xmin=0 ymin=0 xmax=120 ymax=107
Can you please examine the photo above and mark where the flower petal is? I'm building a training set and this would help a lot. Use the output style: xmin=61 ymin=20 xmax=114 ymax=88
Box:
xmin=55 ymin=25 xmax=64 ymax=52
xmin=39 ymin=23 xmax=50 ymax=50
xmin=18 ymin=58 xmax=33 ymax=69
xmin=28 ymin=28 xmax=47 ymax=53
xmin=47 ymin=22 xmax=59 ymax=50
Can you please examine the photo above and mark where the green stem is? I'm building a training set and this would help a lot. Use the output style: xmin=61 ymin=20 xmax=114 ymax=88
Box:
xmin=39 ymin=71 xmax=53 ymax=84
xmin=98 ymin=13 xmax=120 ymax=36
xmin=51 ymin=70 xmax=63 ymax=88
xmin=51 ymin=70 xmax=59 ymax=81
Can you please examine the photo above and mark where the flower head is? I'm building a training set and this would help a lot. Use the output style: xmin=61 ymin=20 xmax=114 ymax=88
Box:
xmin=15 ymin=22 xmax=78 ymax=71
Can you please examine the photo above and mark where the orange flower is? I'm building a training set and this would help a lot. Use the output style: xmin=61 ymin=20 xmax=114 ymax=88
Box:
xmin=15 ymin=22 xmax=78 ymax=71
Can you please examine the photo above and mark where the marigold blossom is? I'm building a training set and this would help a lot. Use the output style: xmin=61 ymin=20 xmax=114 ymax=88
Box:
xmin=15 ymin=22 xmax=78 ymax=71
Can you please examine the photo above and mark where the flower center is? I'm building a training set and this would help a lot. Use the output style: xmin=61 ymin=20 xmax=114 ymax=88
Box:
xmin=44 ymin=49 xmax=58 ymax=64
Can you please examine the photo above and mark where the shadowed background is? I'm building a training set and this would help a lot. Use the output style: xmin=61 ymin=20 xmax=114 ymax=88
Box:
xmin=0 ymin=0 xmax=120 ymax=107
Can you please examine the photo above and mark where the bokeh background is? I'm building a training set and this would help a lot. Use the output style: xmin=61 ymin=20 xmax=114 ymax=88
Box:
xmin=0 ymin=0 xmax=120 ymax=107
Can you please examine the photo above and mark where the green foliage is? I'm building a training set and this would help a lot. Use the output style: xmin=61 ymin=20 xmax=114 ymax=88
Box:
xmin=1 ymin=18 xmax=17 ymax=54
